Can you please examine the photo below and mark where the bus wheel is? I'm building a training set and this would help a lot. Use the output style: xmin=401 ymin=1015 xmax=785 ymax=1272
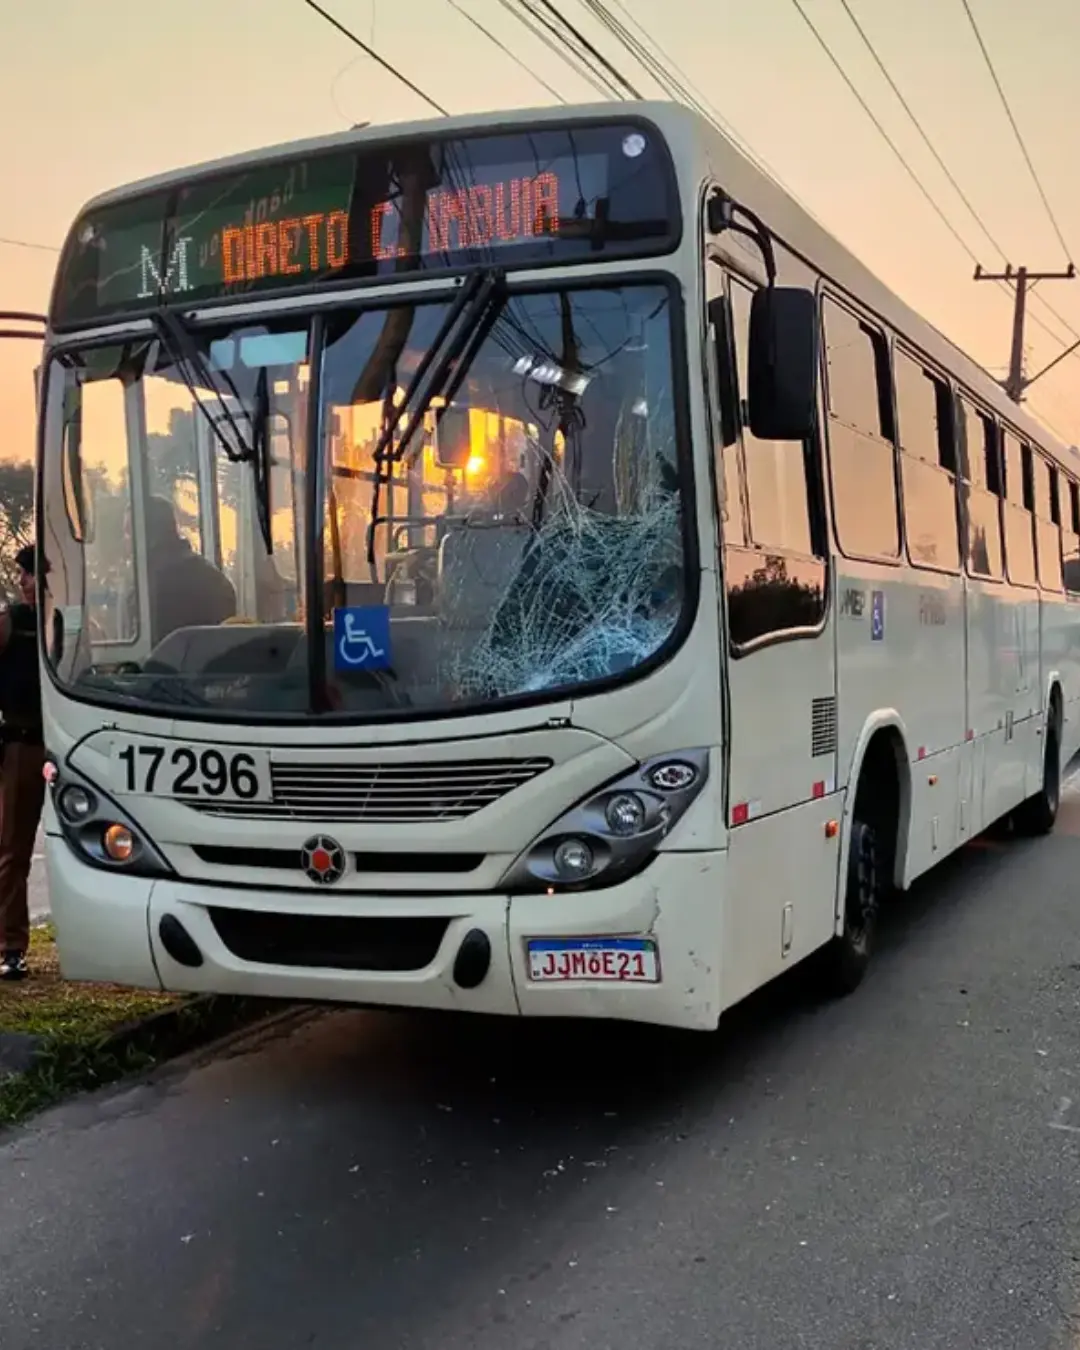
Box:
xmin=1013 ymin=719 xmax=1061 ymax=837
xmin=815 ymin=819 xmax=880 ymax=997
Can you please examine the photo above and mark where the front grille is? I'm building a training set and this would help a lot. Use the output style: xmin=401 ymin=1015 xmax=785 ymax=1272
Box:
xmin=190 ymin=756 xmax=552 ymax=823
xmin=191 ymin=845 xmax=484 ymax=874
xmin=208 ymin=909 xmax=449 ymax=971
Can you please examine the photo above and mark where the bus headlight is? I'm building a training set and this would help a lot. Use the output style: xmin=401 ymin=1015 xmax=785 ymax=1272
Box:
xmin=48 ymin=761 xmax=174 ymax=879
xmin=501 ymin=748 xmax=710 ymax=892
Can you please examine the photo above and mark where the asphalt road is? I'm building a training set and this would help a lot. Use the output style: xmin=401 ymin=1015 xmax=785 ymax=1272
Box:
xmin=4 ymin=785 xmax=1080 ymax=1350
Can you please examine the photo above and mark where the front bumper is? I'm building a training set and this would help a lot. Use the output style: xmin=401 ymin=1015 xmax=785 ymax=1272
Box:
xmin=46 ymin=838 xmax=725 ymax=1032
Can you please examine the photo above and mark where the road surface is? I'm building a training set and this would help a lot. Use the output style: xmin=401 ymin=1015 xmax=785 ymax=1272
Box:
xmin=4 ymin=784 xmax=1080 ymax=1349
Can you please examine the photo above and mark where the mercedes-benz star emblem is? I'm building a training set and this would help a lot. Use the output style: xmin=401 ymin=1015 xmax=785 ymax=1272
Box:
xmin=301 ymin=835 xmax=346 ymax=885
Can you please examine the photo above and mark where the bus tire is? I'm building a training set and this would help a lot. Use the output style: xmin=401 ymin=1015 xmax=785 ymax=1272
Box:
xmin=815 ymin=818 xmax=880 ymax=998
xmin=1013 ymin=716 xmax=1061 ymax=837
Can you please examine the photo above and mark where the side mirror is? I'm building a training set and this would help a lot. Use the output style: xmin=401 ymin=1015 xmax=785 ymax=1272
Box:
xmin=434 ymin=405 xmax=472 ymax=470
xmin=747 ymin=287 xmax=819 ymax=441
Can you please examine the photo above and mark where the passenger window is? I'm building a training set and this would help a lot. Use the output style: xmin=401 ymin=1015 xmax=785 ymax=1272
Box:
xmin=824 ymin=300 xmax=892 ymax=438
xmin=958 ymin=398 xmax=1003 ymax=580
xmin=721 ymin=275 xmax=825 ymax=648
xmin=730 ymin=279 xmax=814 ymax=556
xmin=895 ymin=350 xmax=959 ymax=572
xmin=1001 ymin=430 xmax=1037 ymax=587
xmin=823 ymin=298 xmax=899 ymax=561
xmin=1064 ymin=479 xmax=1080 ymax=595
xmin=1034 ymin=454 xmax=1063 ymax=592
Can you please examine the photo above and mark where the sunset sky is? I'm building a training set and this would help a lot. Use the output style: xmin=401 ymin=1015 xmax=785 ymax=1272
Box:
xmin=2 ymin=0 xmax=1079 ymax=468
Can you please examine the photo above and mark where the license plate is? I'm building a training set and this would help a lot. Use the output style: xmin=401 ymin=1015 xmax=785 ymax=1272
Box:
xmin=110 ymin=738 xmax=272 ymax=803
xmin=526 ymin=938 xmax=660 ymax=983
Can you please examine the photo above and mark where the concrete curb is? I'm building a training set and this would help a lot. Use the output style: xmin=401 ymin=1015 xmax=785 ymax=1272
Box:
xmin=0 ymin=993 xmax=285 ymax=1087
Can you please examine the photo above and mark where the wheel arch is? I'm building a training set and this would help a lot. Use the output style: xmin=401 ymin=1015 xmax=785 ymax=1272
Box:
xmin=835 ymin=711 xmax=912 ymax=934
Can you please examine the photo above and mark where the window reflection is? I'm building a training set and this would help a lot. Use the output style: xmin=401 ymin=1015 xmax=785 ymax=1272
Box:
xmin=316 ymin=284 xmax=687 ymax=711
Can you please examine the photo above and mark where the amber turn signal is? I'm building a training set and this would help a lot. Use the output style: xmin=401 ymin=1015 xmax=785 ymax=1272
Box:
xmin=103 ymin=823 xmax=135 ymax=862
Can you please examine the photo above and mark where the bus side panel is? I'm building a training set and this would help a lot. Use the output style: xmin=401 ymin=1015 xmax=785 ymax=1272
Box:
xmin=1037 ymin=592 xmax=1076 ymax=783
xmin=721 ymin=796 xmax=842 ymax=1011
xmin=1063 ymin=596 xmax=1080 ymax=764
xmin=832 ymin=553 xmax=963 ymax=885
xmin=1014 ymin=593 xmax=1043 ymax=799
xmin=966 ymin=581 xmax=1022 ymax=830
xmin=905 ymin=743 xmax=963 ymax=885
xmin=894 ymin=571 xmax=966 ymax=883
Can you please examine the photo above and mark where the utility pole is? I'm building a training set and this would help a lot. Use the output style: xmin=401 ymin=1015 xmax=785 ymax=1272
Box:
xmin=974 ymin=264 xmax=1076 ymax=403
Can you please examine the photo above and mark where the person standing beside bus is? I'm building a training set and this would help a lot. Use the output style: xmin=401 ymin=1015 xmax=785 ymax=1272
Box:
xmin=0 ymin=544 xmax=46 ymax=980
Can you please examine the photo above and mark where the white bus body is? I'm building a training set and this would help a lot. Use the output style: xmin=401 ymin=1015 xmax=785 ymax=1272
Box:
xmin=36 ymin=101 xmax=1080 ymax=1032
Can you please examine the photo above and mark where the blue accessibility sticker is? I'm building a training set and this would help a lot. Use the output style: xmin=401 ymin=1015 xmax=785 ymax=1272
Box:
xmin=333 ymin=605 xmax=392 ymax=672
xmin=870 ymin=589 xmax=885 ymax=641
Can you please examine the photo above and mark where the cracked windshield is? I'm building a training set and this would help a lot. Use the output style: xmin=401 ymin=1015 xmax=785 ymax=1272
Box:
xmin=41 ymin=283 xmax=684 ymax=717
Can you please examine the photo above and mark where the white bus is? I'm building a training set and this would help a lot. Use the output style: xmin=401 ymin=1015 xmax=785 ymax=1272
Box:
xmin=35 ymin=101 xmax=1080 ymax=1032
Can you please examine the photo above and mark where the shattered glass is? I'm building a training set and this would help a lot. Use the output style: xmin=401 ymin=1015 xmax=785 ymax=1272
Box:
xmin=39 ymin=282 xmax=690 ymax=722
xmin=320 ymin=282 xmax=688 ymax=714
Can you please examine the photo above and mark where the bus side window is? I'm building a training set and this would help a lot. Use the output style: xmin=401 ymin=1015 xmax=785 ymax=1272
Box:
xmin=1001 ymin=430 xmax=1037 ymax=588
xmin=709 ymin=290 xmax=747 ymax=549
xmin=1034 ymin=453 xmax=1063 ymax=593
xmin=722 ymin=276 xmax=826 ymax=647
xmin=895 ymin=350 xmax=959 ymax=572
xmin=729 ymin=278 xmax=814 ymax=558
xmin=822 ymin=299 xmax=899 ymax=562
xmin=1064 ymin=479 xmax=1080 ymax=595
xmin=958 ymin=397 xmax=1003 ymax=580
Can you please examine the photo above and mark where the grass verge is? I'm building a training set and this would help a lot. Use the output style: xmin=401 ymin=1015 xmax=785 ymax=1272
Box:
xmin=0 ymin=926 xmax=278 ymax=1127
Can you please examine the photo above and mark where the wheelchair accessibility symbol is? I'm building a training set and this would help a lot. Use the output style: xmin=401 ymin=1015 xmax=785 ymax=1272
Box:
xmin=333 ymin=605 xmax=392 ymax=672
xmin=870 ymin=589 xmax=885 ymax=642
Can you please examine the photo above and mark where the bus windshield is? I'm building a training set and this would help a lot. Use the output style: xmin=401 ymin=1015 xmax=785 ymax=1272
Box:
xmin=40 ymin=279 xmax=689 ymax=721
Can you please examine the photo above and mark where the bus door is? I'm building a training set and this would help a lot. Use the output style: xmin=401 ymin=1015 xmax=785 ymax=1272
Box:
xmin=706 ymin=249 xmax=839 ymax=1002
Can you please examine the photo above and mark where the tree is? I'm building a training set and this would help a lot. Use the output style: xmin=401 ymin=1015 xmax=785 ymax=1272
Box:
xmin=0 ymin=459 xmax=34 ymax=597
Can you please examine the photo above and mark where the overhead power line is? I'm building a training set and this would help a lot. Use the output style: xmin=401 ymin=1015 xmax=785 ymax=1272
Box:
xmin=300 ymin=0 xmax=448 ymax=115
xmin=445 ymin=0 xmax=566 ymax=102
xmin=516 ymin=0 xmax=833 ymax=229
xmin=501 ymin=0 xmax=629 ymax=98
xmin=531 ymin=0 xmax=641 ymax=98
xmin=0 ymin=236 xmax=59 ymax=253
xmin=958 ymin=0 xmax=1072 ymax=263
xmin=832 ymin=0 xmax=1080 ymax=352
xmin=835 ymin=0 xmax=1006 ymax=264
xmin=582 ymin=0 xmax=793 ymax=185
xmin=787 ymin=0 xmax=1080 ymax=391
xmin=494 ymin=0 xmax=615 ymax=98
xmin=786 ymin=0 xmax=984 ymax=269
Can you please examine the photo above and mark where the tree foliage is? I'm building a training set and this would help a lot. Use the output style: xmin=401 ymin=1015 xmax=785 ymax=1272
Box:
xmin=0 ymin=460 xmax=35 ymax=597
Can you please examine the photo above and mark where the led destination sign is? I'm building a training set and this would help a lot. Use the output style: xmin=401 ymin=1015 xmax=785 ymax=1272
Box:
xmin=218 ymin=171 xmax=560 ymax=285
xmin=52 ymin=123 xmax=678 ymax=329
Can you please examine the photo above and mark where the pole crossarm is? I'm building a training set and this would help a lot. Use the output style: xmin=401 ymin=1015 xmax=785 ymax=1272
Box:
xmin=973 ymin=265 xmax=1076 ymax=402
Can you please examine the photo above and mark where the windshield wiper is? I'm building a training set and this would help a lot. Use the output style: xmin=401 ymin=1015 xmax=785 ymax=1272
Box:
xmin=151 ymin=311 xmax=254 ymax=464
xmin=151 ymin=310 xmax=273 ymax=553
xmin=249 ymin=365 xmax=273 ymax=554
xmin=365 ymin=269 xmax=506 ymax=570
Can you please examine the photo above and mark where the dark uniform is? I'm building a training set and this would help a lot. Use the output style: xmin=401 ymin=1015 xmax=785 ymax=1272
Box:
xmin=0 ymin=554 xmax=46 ymax=979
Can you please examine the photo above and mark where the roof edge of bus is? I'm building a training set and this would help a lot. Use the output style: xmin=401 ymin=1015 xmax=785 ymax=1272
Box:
xmin=57 ymin=98 xmax=1076 ymax=465
xmin=70 ymin=99 xmax=691 ymax=219
xmin=696 ymin=119 xmax=1079 ymax=466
